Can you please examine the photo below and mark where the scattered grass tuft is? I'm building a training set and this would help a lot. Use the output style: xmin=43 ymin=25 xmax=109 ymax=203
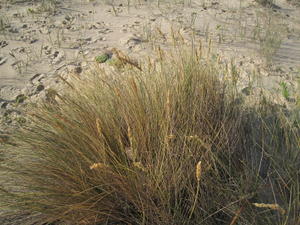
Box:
xmin=255 ymin=0 xmax=276 ymax=7
xmin=0 ymin=16 xmax=10 ymax=34
xmin=286 ymin=0 xmax=300 ymax=6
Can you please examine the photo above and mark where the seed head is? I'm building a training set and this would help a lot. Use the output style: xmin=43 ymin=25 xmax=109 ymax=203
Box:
xmin=90 ymin=163 xmax=106 ymax=170
xmin=253 ymin=203 xmax=285 ymax=215
xmin=96 ymin=118 xmax=102 ymax=135
xmin=196 ymin=161 xmax=202 ymax=182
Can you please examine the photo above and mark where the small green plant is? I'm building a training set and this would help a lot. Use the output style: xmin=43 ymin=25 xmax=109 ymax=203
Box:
xmin=27 ymin=8 xmax=36 ymax=14
xmin=279 ymin=81 xmax=290 ymax=100
xmin=95 ymin=53 xmax=110 ymax=63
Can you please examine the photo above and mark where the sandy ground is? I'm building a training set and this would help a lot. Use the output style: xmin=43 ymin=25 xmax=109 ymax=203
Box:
xmin=0 ymin=0 xmax=300 ymax=223
xmin=0 ymin=0 xmax=299 ymax=95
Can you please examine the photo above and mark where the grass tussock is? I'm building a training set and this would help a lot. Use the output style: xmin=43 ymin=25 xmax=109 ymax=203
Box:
xmin=0 ymin=43 xmax=299 ymax=225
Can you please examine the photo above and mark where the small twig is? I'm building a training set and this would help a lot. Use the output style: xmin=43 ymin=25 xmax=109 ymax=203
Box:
xmin=229 ymin=205 xmax=244 ymax=225
xmin=112 ymin=48 xmax=142 ymax=71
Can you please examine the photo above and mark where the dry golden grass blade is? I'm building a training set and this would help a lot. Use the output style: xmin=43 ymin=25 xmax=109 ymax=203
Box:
xmin=252 ymin=203 xmax=286 ymax=215
xmin=156 ymin=27 xmax=167 ymax=41
xmin=129 ymin=77 xmax=138 ymax=96
xmin=57 ymin=74 xmax=75 ymax=89
xmin=133 ymin=162 xmax=146 ymax=172
xmin=89 ymin=163 xmax=107 ymax=170
xmin=229 ymin=206 xmax=244 ymax=225
xmin=95 ymin=118 xmax=102 ymax=136
xmin=156 ymin=46 xmax=165 ymax=62
xmin=196 ymin=161 xmax=202 ymax=182
xmin=111 ymin=48 xmax=142 ymax=71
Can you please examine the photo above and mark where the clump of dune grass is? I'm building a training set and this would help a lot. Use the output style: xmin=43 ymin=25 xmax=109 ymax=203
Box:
xmin=0 ymin=41 xmax=299 ymax=225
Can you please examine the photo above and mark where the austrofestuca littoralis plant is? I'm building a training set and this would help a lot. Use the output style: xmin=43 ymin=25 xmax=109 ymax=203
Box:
xmin=0 ymin=34 xmax=299 ymax=225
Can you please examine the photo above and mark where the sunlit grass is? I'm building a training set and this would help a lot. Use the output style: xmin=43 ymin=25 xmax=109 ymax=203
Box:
xmin=0 ymin=41 xmax=299 ymax=225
